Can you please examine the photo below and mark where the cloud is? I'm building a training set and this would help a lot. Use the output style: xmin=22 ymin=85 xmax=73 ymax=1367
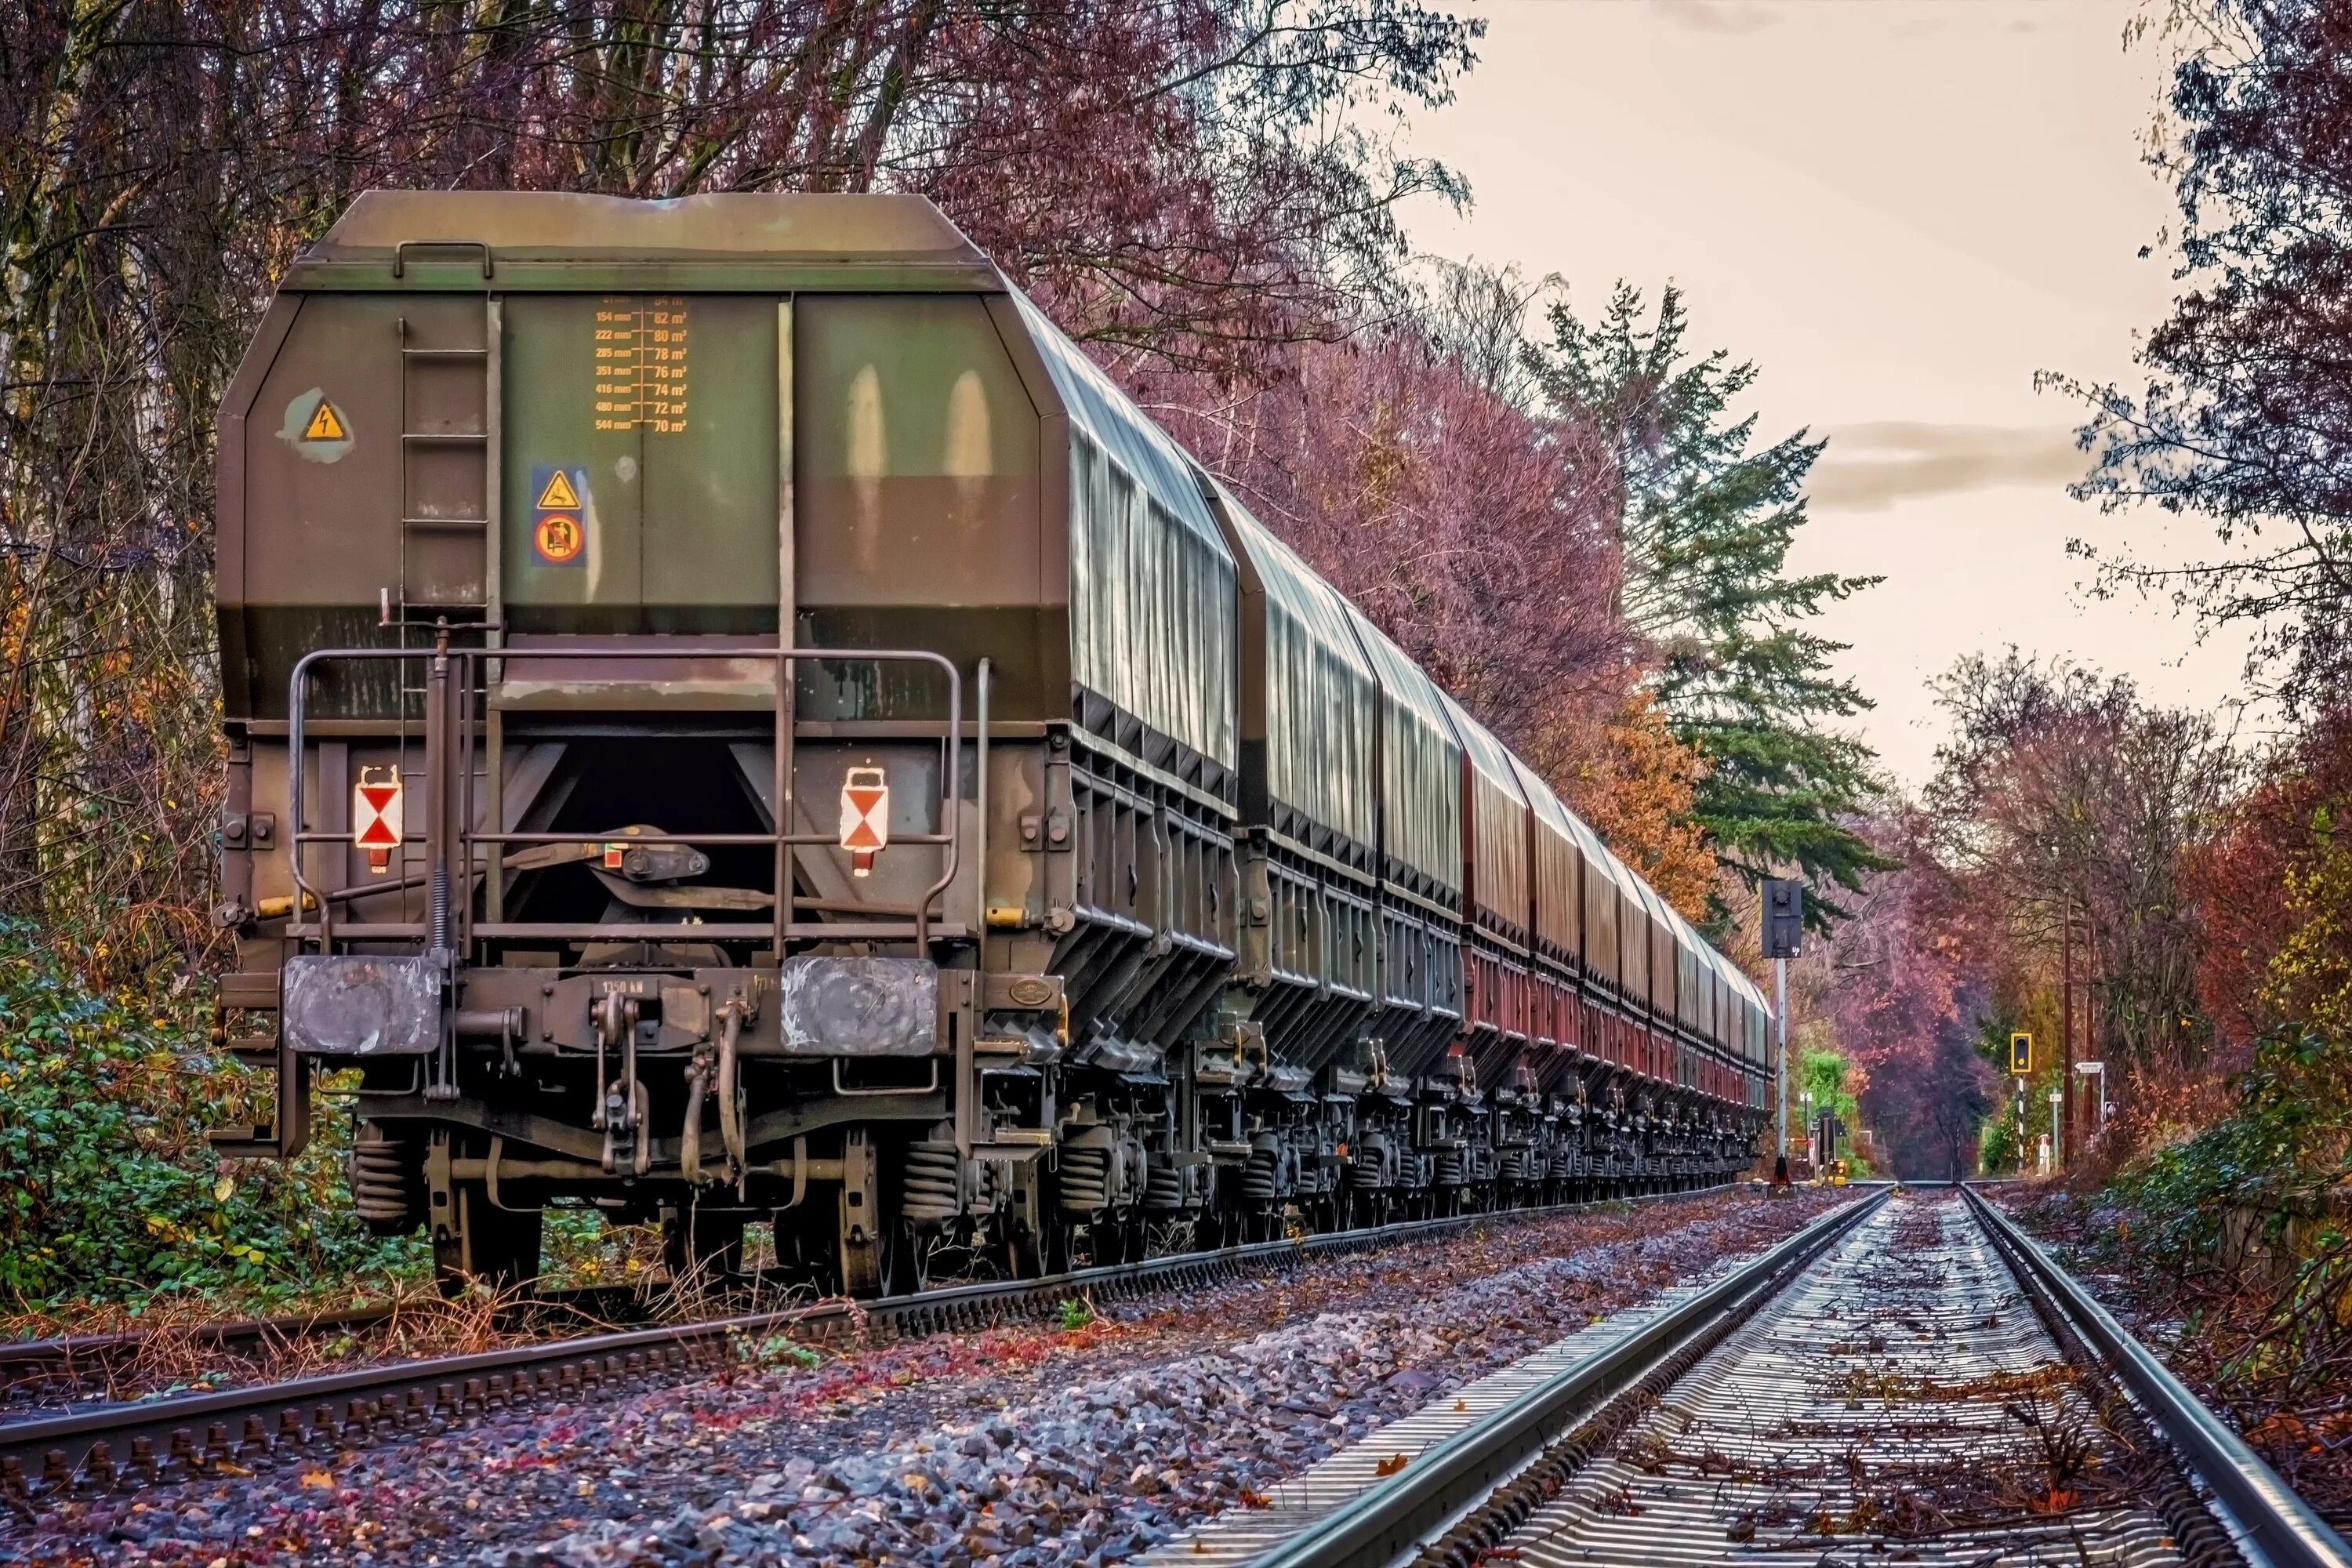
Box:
xmin=1653 ymin=0 xmax=1780 ymax=35
xmin=1807 ymin=423 xmax=2089 ymax=513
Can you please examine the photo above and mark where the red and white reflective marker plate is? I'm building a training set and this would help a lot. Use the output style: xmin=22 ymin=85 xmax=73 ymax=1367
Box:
xmin=354 ymin=768 xmax=403 ymax=873
xmin=840 ymin=766 xmax=888 ymax=876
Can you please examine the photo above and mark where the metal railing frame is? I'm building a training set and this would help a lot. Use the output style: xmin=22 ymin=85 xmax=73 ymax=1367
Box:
xmin=286 ymin=641 xmax=961 ymax=956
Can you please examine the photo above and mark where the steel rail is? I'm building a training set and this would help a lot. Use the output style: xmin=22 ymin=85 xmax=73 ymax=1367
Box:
xmin=0 ymin=1185 xmax=1730 ymax=1504
xmin=1241 ymin=1187 xmax=1890 ymax=1568
xmin=0 ymin=1285 xmax=654 ymax=1399
xmin=0 ymin=1307 xmax=402 ymax=1388
xmin=1964 ymin=1184 xmax=2352 ymax=1568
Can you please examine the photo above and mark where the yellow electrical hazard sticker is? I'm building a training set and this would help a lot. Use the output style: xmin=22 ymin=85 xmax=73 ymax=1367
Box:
xmin=534 ymin=513 xmax=584 ymax=564
xmin=283 ymin=389 xmax=353 ymax=463
xmin=303 ymin=400 xmax=348 ymax=441
xmin=535 ymin=469 xmax=580 ymax=510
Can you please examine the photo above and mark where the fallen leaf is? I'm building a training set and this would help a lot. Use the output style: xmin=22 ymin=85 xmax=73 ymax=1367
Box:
xmin=1375 ymin=1454 xmax=1410 ymax=1477
xmin=299 ymin=1468 xmax=334 ymax=1490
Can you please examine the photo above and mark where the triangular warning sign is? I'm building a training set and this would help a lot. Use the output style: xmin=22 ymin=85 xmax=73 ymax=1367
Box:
xmin=303 ymin=401 xmax=347 ymax=441
xmin=535 ymin=470 xmax=580 ymax=510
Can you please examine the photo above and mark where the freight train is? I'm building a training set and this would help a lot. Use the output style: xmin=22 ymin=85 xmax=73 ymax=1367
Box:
xmin=205 ymin=192 xmax=1775 ymax=1291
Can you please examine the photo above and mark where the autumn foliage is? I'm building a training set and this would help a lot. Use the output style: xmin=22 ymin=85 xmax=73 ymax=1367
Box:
xmin=0 ymin=0 xmax=1489 ymax=973
xmin=0 ymin=0 xmax=1901 ymax=994
xmin=1139 ymin=274 xmax=1722 ymax=913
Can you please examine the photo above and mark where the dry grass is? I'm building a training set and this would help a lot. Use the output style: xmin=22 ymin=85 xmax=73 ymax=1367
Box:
xmin=0 ymin=1243 xmax=856 ymax=1410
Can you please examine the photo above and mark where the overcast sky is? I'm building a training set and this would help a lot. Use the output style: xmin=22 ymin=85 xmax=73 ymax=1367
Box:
xmin=1404 ymin=0 xmax=2251 ymax=786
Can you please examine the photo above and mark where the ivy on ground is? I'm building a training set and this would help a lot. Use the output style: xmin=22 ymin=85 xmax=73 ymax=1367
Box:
xmin=0 ymin=921 xmax=425 ymax=1308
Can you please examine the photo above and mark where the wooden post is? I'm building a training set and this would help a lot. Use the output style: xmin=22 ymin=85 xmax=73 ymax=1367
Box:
xmin=2060 ymin=906 xmax=2074 ymax=1170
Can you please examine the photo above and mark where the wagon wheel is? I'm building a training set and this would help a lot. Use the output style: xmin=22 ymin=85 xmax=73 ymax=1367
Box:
xmin=995 ymin=1210 xmax=1044 ymax=1280
xmin=876 ymin=1216 xmax=928 ymax=1298
xmin=1043 ymin=1212 xmax=1080 ymax=1276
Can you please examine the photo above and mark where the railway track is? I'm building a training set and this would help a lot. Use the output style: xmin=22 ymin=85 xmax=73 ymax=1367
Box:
xmin=0 ymin=1286 xmax=659 ymax=1413
xmin=0 ymin=1187 xmax=1710 ymax=1508
xmin=1 ymin=1305 xmax=404 ymax=1399
xmin=1145 ymin=1185 xmax=2352 ymax=1568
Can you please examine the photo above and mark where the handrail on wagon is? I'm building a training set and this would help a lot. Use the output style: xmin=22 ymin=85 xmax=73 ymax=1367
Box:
xmin=286 ymin=643 xmax=961 ymax=956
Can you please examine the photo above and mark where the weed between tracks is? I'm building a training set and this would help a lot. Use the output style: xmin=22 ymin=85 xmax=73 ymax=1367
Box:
xmin=2 ymin=1283 xmax=521 ymax=1408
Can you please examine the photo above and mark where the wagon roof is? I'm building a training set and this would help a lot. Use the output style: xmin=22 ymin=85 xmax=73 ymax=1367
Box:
xmin=292 ymin=191 xmax=1000 ymax=290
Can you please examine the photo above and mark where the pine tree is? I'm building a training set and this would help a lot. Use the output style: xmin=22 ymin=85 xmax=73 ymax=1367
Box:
xmin=1526 ymin=283 xmax=1890 ymax=927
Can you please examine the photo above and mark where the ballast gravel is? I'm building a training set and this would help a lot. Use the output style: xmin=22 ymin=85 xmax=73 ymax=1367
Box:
xmin=1 ymin=1189 xmax=1846 ymax=1567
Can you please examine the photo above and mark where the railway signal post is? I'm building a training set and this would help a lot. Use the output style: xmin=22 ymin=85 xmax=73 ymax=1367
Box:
xmin=1762 ymin=879 xmax=1803 ymax=1189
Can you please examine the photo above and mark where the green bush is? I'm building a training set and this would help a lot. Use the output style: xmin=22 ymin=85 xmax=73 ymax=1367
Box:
xmin=2063 ymin=1027 xmax=2352 ymax=1436
xmin=2112 ymin=1025 xmax=2352 ymax=1263
xmin=0 ymin=920 xmax=425 ymax=1308
xmin=1798 ymin=1047 xmax=1871 ymax=1174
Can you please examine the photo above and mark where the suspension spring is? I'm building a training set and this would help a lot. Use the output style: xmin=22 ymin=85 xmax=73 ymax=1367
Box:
xmin=1432 ymin=1150 xmax=1465 ymax=1188
xmin=1059 ymin=1145 xmax=1112 ymax=1212
xmin=1348 ymin=1149 xmax=1388 ymax=1191
xmin=1240 ymin=1146 xmax=1280 ymax=1201
xmin=1143 ymin=1163 xmax=1185 ymax=1211
xmin=902 ymin=1142 xmax=962 ymax=1224
xmin=347 ymin=1124 xmax=422 ymax=1231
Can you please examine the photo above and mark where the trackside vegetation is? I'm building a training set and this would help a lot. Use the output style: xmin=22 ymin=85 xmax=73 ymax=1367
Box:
xmin=0 ymin=920 xmax=423 ymax=1307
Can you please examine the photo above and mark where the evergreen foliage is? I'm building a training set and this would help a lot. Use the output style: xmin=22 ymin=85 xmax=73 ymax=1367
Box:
xmin=1526 ymin=284 xmax=1889 ymax=926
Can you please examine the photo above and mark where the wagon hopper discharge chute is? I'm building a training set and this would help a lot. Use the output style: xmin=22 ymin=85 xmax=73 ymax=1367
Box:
xmin=205 ymin=192 xmax=1776 ymax=1292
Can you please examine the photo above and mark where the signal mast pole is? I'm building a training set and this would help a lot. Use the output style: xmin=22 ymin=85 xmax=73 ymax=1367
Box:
xmin=1762 ymin=879 xmax=1802 ymax=1186
xmin=1775 ymin=956 xmax=1789 ymax=1167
